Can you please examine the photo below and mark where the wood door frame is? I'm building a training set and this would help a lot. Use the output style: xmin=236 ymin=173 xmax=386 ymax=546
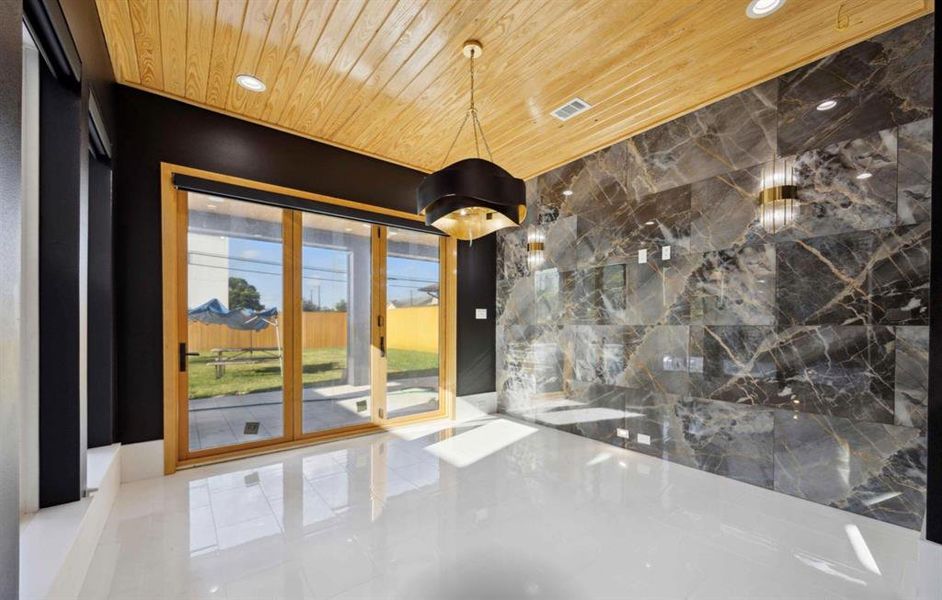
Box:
xmin=160 ymin=162 xmax=456 ymax=474
xmin=374 ymin=230 xmax=457 ymax=428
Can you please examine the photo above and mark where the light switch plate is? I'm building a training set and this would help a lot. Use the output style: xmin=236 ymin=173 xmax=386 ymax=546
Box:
xmin=475 ymin=308 xmax=487 ymax=320
xmin=661 ymin=245 xmax=671 ymax=260
xmin=637 ymin=248 xmax=648 ymax=264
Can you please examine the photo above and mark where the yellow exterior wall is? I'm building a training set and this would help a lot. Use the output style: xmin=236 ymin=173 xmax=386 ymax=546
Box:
xmin=189 ymin=306 xmax=438 ymax=353
xmin=386 ymin=306 xmax=439 ymax=353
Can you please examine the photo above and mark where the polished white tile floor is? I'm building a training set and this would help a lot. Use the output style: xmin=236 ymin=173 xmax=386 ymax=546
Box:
xmin=80 ymin=416 xmax=923 ymax=599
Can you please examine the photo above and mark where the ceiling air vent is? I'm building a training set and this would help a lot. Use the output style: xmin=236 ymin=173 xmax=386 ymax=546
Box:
xmin=551 ymin=97 xmax=592 ymax=121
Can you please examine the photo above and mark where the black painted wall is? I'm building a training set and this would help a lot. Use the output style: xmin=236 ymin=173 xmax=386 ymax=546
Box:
xmin=113 ymin=86 xmax=496 ymax=443
xmin=38 ymin=62 xmax=87 ymax=507
xmin=457 ymin=238 xmax=497 ymax=396
xmin=88 ymin=153 xmax=113 ymax=448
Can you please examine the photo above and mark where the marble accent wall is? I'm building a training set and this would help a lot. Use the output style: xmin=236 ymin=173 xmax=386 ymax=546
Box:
xmin=496 ymin=16 xmax=933 ymax=530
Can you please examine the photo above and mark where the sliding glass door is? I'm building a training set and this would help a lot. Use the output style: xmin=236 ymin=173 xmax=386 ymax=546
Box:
xmin=382 ymin=227 xmax=442 ymax=421
xmin=176 ymin=187 xmax=452 ymax=462
xmin=299 ymin=213 xmax=372 ymax=434
xmin=182 ymin=193 xmax=289 ymax=453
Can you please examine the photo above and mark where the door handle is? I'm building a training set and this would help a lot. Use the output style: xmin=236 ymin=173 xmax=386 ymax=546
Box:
xmin=379 ymin=336 xmax=386 ymax=358
xmin=179 ymin=342 xmax=198 ymax=372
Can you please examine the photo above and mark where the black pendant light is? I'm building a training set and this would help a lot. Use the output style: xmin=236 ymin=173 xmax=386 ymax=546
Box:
xmin=417 ymin=41 xmax=526 ymax=241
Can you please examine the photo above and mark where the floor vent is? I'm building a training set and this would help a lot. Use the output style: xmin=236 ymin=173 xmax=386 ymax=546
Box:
xmin=551 ymin=97 xmax=592 ymax=121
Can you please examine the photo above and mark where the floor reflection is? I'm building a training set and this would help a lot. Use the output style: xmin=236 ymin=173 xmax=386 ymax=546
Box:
xmin=83 ymin=417 xmax=922 ymax=600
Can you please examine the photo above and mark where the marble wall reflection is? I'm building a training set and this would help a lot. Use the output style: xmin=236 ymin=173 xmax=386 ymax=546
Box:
xmin=496 ymin=17 xmax=933 ymax=530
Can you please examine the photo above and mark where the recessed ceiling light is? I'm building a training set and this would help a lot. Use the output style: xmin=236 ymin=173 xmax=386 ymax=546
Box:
xmin=235 ymin=74 xmax=266 ymax=92
xmin=856 ymin=172 xmax=873 ymax=180
xmin=562 ymin=189 xmax=574 ymax=196
xmin=746 ymin=0 xmax=785 ymax=18
xmin=644 ymin=220 xmax=655 ymax=226
xmin=816 ymin=99 xmax=837 ymax=111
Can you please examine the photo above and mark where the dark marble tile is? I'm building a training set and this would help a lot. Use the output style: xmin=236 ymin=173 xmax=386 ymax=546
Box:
xmin=497 ymin=226 xmax=529 ymax=282
xmin=767 ymin=325 xmax=895 ymax=424
xmin=868 ymin=223 xmax=930 ymax=325
xmin=673 ymin=397 xmax=774 ymax=489
xmin=614 ymin=325 xmax=689 ymax=395
xmin=561 ymin=325 xmax=631 ymax=385
xmin=580 ymin=186 xmax=692 ymax=266
xmin=687 ymin=244 xmax=775 ymax=325
xmin=623 ymin=253 xmax=693 ymax=325
xmin=625 ymin=80 xmax=777 ymax=196
xmin=894 ymin=326 xmax=928 ymax=431
xmin=898 ymin=118 xmax=932 ymax=225
xmin=775 ymin=231 xmax=874 ymax=325
xmin=777 ymin=15 xmax=933 ymax=155
xmin=497 ymin=324 xmax=564 ymax=415
xmin=540 ymin=382 xmax=629 ymax=448
xmin=558 ymin=264 xmax=629 ymax=325
xmin=543 ymin=215 xmax=579 ymax=271
xmin=776 ymin=225 xmax=930 ymax=326
xmin=538 ymin=142 xmax=629 ymax=220
xmin=688 ymin=326 xmax=778 ymax=406
xmin=533 ymin=268 xmax=562 ymax=324
xmin=788 ymin=128 xmax=899 ymax=239
xmin=496 ymin=276 xmax=536 ymax=329
xmin=690 ymin=165 xmax=766 ymax=252
xmin=773 ymin=411 xmax=926 ymax=530
xmin=620 ymin=390 xmax=683 ymax=461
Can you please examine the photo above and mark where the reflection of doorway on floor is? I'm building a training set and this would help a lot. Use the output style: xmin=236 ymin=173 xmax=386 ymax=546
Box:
xmin=188 ymin=376 xmax=439 ymax=450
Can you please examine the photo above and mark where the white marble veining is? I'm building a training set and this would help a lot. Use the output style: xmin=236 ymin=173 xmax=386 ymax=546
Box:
xmin=79 ymin=417 xmax=922 ymax=599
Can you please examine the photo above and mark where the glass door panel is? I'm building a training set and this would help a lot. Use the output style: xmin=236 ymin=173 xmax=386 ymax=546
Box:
xmin=185 ymin=193 xmax=286 ymax=452
xmin=300 ymin=213 xmax=372 ymax=433
xmin=384 ymin=227 xmax=441 ymax=420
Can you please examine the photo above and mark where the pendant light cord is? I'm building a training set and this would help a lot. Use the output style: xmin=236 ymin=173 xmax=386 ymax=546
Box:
xmin=441 ymin=47 xmax=494 ymax=168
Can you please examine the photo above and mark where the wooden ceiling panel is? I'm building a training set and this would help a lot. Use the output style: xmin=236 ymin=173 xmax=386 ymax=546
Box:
xmin=95 ymin=0 xmax=933 ymax=179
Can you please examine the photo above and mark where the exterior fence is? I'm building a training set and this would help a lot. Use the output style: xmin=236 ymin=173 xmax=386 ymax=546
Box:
xmin=187 ymin=306 xmax=438 ymax=353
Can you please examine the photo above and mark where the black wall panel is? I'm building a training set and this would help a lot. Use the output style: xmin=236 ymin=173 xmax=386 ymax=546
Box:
xmin=456 ymin=238 xmax=497 ymax=397
xmin=88 ymin=153 xmax=114 ymax=448
xmin=38 ymin=63 xmax=87 ymax=507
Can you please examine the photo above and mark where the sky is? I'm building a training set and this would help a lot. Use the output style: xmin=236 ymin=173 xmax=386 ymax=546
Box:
xmin=222 ymin=236 xmax=438 ymax=312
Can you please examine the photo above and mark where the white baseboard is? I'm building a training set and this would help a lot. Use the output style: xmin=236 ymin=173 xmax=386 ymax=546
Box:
xmin=20 ymin=444 xmax=121 ymax=600
xmin=120 ymin=439 xmax=164 ymax=483
xmin=455 ymin=391 xmax=497 ymax=421
xmin=917 ymin=537 xmax=942 ymax=599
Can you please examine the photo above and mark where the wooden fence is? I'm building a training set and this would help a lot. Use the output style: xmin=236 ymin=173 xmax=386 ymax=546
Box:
xmin=188 ymin=311 xmax=347 ymax=352
xmin=188 ymin=306 xmax=439 ymax=353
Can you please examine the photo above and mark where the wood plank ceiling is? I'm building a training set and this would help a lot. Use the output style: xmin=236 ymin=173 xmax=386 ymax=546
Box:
xmin=95 ymin=0 xmax=932 ymax=180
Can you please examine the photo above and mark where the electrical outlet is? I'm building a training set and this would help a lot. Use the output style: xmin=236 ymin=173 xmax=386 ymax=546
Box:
xmin=616 ymin=428 xmax=630 ymax=439
xmin=661 ymin=245 xmax=671 ymax=260
xmin=637 ymin=248 xmax=647 ymax=264
xmin=637 ymin=433 xmax=651 ymax=445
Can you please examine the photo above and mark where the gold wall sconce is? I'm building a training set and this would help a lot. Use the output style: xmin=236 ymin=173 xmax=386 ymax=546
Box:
xmin=526 ymin=227 xmax=545 ymax=270
xmin=757 ymin=158 xmax=798 ymax=233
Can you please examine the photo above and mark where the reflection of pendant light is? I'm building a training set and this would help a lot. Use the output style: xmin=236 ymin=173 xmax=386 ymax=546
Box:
xmin=757 ymin=157 xmax=798 ymax=233
xmin=417 ymin=41 xmax=526 ymax=241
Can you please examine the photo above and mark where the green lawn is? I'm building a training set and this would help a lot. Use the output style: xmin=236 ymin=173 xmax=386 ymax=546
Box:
xmin=187 ymin=347 xmax=438 ymax=399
